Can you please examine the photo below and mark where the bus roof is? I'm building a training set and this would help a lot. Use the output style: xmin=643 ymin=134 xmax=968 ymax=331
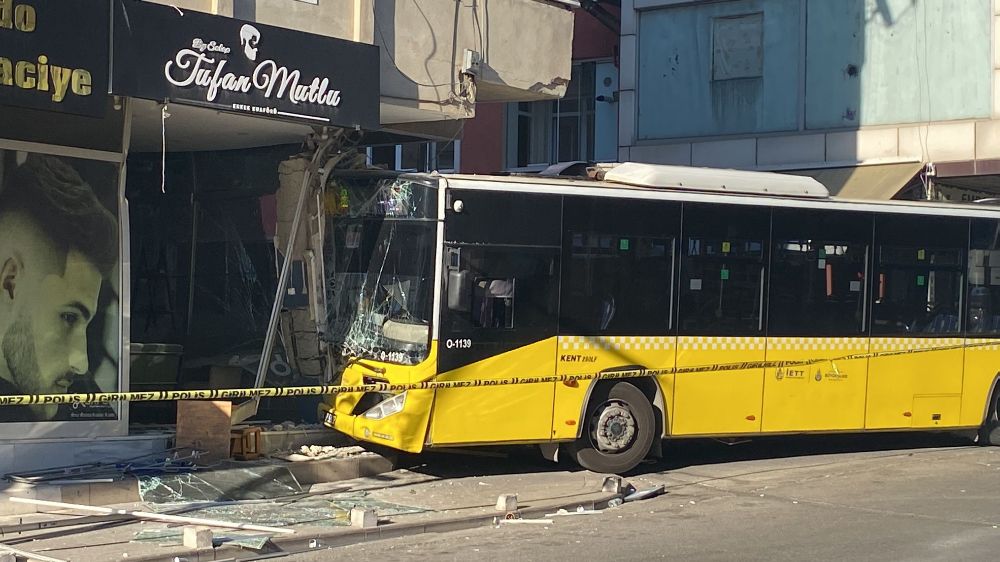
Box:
xmin=436 ymin=163 xmax=1000 ymax=219
xmin=602 ymin=162 xmax=829 ymax=198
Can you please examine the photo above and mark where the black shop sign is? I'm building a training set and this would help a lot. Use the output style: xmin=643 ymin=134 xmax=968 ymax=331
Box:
xmin=0 ymin=0 xmax=109 ymax=117
xmin=110 ymin=0 xmax=379 ymax=129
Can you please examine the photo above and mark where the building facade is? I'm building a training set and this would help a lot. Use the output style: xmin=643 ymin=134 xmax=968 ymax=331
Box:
xmin=618 ymin=0 xmax=1000 ymax=200
xmin=0 ymin=0 xmax=575 ymax=470
xmin=151 ymin=0 xmax=575 ymax=134
xmin=460 ymin=5 xmax=620 ymax=173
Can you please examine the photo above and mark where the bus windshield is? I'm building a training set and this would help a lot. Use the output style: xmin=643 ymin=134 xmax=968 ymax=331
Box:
xmin=324 ymin=174 xmax=437 ymax=366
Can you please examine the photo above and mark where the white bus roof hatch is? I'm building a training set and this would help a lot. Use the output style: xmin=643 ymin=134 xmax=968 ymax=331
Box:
xmin=602 ymin=162 xmax=830 ymax=199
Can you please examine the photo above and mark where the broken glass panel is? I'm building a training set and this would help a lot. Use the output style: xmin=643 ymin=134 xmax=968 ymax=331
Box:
xmin=324 ymin=175 xmax=437 ymax=366
xmin=326 ymin=492 xmax=427 ymax=517
xmin=138 ymin=466 xmax=302 ymax=503
xmin=140 ymin=492 xmax=427 ymax=532
xmin=177 ymin=500 xmax=350 ymax=527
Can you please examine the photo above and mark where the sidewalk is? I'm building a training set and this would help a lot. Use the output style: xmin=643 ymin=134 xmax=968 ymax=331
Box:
xmin=0 ymin=452 xmax=395 ymax=516
xmin=0 ymin=455 xmax=623 ymax=561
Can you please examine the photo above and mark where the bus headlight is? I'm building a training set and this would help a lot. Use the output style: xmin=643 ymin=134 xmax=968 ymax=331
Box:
xmin=363 ymin=392 xmax=407 ymax=420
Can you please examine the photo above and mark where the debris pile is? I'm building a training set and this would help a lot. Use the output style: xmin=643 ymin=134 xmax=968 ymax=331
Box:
xmin=274 ymin=445 xmax=371 ymax=462
xmin=267 ymin=421 xmax=324 ymax=432
xmin=491 ymin=478 xmax=665 ymax=528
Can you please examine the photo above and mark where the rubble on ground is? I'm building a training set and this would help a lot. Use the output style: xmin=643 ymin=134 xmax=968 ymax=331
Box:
xmin=267 ymin=421 xmax=324 ymax=432
xmin=277 ymin=445 xmax=371 ymax=462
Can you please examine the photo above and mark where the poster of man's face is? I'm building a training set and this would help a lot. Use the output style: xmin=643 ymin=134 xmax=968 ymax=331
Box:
xmin=0 ymin=150 xmax=120 ymax=423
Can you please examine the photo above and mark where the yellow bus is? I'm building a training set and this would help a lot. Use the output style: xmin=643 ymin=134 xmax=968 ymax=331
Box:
xmin=319 ymin=163 xmax=1000 ymax=473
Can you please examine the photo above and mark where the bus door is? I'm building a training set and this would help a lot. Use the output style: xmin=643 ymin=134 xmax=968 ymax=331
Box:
xmin=430 ymin=189 xmax=562 ymax=445
xmin=762 ymin=210 xmax=872 ymax=432
xmin=552 ymin=197 xmax=680 ymax=441
xmin=673 ymin=204 xmax=770 ymax=435
xmin=866 ymin=214 xmax=967 ymax=429
xmin=963 ymin=218 xmax=1000 ymax=428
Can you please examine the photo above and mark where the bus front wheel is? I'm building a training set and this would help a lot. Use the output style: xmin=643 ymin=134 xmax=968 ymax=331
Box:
xmin=567 ymin=381 xmax=655 ymax=474
xmin=978 ymin=387 xmax=1000 ymax=446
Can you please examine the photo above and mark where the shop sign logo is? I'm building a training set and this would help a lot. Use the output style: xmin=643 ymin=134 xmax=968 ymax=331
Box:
xmin=239 ymin=24 xmax=259 ymax=61
xmin=163 ymin=24 xmax=343 ymax=111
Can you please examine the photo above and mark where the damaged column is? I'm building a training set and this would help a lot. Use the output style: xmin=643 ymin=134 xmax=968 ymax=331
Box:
xmin=265 ymin=136 xmax=369 ymax=390
xmin=274 ymin=155 xmax=329 ymax=381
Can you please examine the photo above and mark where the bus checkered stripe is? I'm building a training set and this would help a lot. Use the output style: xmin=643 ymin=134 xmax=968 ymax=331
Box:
xmin=768 ymin=338 xmax=868 ymax=351
xmin=677 ymin=336 xmax=765 ymax=351
xmin=561 ymin=336 xmax=675 ymax=351
xmin=559 ymin=337 xmax=996 ymax=352
xmin=870 ymin=338 xmax=964 ymax=351
xmin=968 ymin=338 xmax=1000 ymax=350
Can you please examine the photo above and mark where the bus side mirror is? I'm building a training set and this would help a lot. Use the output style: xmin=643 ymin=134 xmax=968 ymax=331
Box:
xmin=448 ymin=270 xmax=471 ymax=312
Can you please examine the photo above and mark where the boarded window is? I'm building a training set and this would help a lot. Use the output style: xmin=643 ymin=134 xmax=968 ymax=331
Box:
xmin=712 ymin=13 xmax=764 ymax=81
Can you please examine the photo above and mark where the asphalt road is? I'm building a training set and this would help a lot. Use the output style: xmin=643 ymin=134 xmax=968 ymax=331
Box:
xmin=292 ymin=431 xmax=1000 ymax=561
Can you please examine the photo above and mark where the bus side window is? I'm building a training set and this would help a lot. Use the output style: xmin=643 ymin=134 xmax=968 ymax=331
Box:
xmin=473 ymin=277 xmax=515 ymax=329
xmin=444 ymin=245 xmax=558 ymax=334
xmin=768 ymin=209 xmax=872 ymax=336
xmin=871 ymin=214 xmax=966 ymax=335
xmin=559 ymin=197 xmax=679 ymax=336
xmin=677 ymin=204 xmax=770 ymax=336
xmin=969 ymin=219 xmax=1000 ymax=335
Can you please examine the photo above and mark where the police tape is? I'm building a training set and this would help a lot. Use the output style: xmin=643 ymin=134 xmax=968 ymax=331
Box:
xmin=0 ymin=340 xmax=993 ymax=407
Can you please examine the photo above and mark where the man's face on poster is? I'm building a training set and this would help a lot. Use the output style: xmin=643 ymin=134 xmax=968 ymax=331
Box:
xmin=1 ymin=219 xmax=103 ymax=418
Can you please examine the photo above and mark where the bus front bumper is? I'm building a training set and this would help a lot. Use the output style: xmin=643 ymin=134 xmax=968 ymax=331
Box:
xmin=320 ymin=389 xmax=434 ymax=454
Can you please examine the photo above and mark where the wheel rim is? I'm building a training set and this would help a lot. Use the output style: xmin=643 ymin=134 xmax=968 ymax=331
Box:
xmin=590 ymin=399 xmax=638 ymax=453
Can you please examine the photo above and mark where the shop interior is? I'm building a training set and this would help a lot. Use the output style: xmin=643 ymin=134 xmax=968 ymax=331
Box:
xmin=126 ymin=100 xmax=338 ymax=425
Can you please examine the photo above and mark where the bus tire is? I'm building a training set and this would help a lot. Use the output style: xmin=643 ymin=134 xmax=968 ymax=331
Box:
xmin=978 ymin=387 xmax=1000 ymax=446
xmin=567 ymin=381 xmax=655 ymax=474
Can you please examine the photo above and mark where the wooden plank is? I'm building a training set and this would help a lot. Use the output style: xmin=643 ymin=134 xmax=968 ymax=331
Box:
xmin=175 ymin=400 xmax=232 ymax=463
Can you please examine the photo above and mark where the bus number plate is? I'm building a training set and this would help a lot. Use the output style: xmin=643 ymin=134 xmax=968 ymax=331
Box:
xmin=445 ymin=338 xmax=473 ymax=349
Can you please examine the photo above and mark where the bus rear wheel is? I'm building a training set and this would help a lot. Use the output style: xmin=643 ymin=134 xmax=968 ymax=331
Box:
xmin=567 ymin=381 xmax=655 ymax=474
xmin=978 ymin=388 xmax=1000 ymax=446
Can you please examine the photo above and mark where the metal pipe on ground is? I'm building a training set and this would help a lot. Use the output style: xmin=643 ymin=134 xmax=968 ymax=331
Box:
xmin=0 ymin=543 xmax=67 ymax=562
xmin=8 ymin=497 xmax=295 ymax=535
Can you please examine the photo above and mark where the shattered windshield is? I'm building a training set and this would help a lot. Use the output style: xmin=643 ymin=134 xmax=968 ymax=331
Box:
xmin=324 ymin=174 xmax=437 ymax=366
